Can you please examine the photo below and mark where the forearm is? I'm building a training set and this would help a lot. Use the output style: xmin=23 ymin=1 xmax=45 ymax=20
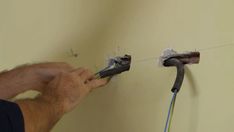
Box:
xmin=0 ymin=65 xmax=41 ymax=99
xmin=16 ymin=96 xmax=64 ymax=132
xmin=0 ymin=62 xmax=73 ymax=99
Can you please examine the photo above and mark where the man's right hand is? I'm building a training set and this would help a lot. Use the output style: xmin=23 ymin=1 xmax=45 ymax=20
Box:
xmin=40 ymin=68 xmax=109 ymax=114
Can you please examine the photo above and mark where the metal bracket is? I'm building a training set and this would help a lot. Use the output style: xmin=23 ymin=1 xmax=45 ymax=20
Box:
xmin=96 ymin=55 xmax=131 ymax=78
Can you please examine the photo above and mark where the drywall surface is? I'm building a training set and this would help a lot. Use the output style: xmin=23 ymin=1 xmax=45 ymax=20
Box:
xmin=63 ymin=0 xmax=234 ymax=132
xmin=1 ymin=0 xmax=234 ymax=132
xmin=0 ymin=0 xmax=120 ymax=67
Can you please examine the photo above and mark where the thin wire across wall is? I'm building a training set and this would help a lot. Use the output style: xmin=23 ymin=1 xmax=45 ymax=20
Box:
xmin=133 ymin=41 xmax=234 ymax=64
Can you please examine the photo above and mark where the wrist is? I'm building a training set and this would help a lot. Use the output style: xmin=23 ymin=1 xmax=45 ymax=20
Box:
xmin=27 ymin=64 xmax=63 ymax=92
xmin=28 ymin=65 xmax=54 ymax=84
xmin=17 ymin=96 xmax=65 ymax=132
xmin=29 ymin=63 xmax=73 ymax=89
xmin=37 ymin=95 xmax=66 ymax=118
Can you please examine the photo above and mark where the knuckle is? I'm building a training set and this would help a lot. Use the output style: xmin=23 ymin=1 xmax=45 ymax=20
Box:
xmin=85 ymin=71 xmax=92 ymax=77
xmin=87 ymin=70 xmax=93 ymax=75
xmin=83 ymin=69 xmax=93 ymax=76
xmin=60 ymin=72 xmax=75 ymax=80
xmin=69 ymin=73 xmax=79 ymax=79
xmin=59 ymin=72 xmax=69 ymax=77
xmin=79 ymin=67 xmax=86 ymax=71
xmin=71 ymin=68 xmax=84 ymax=74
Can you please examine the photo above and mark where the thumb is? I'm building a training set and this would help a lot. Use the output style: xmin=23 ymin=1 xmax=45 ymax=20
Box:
xmin=87 ymin=78 xmax=110 ymax=90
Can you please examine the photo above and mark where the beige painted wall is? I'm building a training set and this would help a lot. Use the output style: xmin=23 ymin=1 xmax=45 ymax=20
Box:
xmin=1 ymin=0 xmax=234 ymax=132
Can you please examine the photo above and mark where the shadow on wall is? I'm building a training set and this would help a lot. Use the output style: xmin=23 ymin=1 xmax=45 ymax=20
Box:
xmin=185 ymin=67 xmax=199 ymax=132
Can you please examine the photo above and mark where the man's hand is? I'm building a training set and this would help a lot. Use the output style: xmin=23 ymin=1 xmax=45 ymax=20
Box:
xmin=17 ymin=68 xmax=109 ymax=132
xmin=41 ymin=68 xmax=108 ymax=113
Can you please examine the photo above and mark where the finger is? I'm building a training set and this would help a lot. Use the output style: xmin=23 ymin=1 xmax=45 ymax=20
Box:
xmin=80 ymin=69 xmax=95 ymax=81
xmin=87 ymin=78 xmax=110 ymax=90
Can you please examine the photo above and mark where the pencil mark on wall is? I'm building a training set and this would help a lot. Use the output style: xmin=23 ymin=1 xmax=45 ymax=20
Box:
xmin=70 ymin=49 xmax=79 ymax=58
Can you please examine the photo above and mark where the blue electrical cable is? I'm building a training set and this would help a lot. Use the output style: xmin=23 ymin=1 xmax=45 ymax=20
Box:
xmin=164 ymin=90 xmax=178 ymax=132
